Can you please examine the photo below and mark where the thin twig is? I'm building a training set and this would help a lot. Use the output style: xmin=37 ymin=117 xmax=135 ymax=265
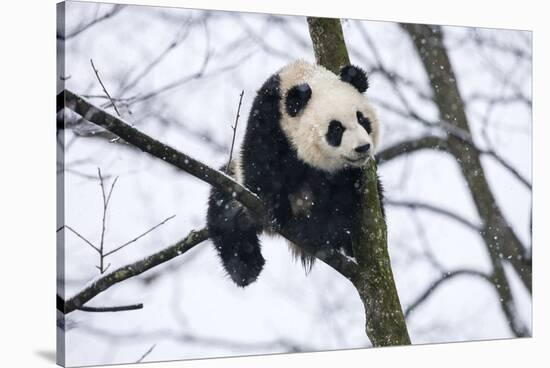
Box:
xmin=90 ymin=59 xmax=122 ymax=117
xmin=119 ymin=18 xmax=192 ymax=95
xmin=104 ymin=214 xmax=176 ymax=257
xmin=482 ymin=148 xmax=531 ymax=190
xmin=410 ymin=213 xmax=445 ymax=273
xmin=61 ymin=225 xmax=100 ymax=254
xmin=106 ymin=176 xmax=119 ymax=207
xmin=386 ymin=199 xmax=481 ymax=231
xmin=136 ymin=344 xmax=157 ymax=363
xmin=97 ymin=168 xmax=108 ymax=273
xmin=77 ymin=303 xmax=143 ymax=313
xmin=226 ymin=90 xmax=244 ymax=172
xmin=405 ymin=269 xmax=492 ymax=318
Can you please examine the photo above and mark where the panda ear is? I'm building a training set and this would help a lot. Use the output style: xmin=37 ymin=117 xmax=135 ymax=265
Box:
xmin=339 ymin=65 xmax=369 ymax=93
xmin=285 ymin=83 xmax=312 ymax=117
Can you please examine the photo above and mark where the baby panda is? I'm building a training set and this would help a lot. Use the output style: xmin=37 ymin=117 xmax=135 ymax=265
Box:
xmin=207 ymin=60 xmax=383 ymax=287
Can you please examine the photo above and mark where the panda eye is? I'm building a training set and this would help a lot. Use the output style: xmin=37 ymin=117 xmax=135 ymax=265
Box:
xmin=326 ymin=120 xmax=345 ymax=147
xmin=357 ymin=111 xmax=372 ymax=134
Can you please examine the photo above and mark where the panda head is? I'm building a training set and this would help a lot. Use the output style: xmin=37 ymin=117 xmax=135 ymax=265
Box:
xmin=279 ymin=60 xmax=380 ymax=173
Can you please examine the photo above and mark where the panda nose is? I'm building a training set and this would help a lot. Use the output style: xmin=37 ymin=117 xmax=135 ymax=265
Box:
xmin=354 ymin=143 xmax=371 ymax=154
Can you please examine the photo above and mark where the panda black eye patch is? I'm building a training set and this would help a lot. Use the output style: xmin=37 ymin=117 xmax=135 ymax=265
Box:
xmin=285 ymin=83 xmax=312 ymax=117
xmin=356 ymin=111 xmax=372 ymax=134
xmin=326 ymin=120 xmax=345 ymax=147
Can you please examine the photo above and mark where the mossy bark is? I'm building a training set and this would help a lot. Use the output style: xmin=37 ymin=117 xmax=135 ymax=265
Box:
xmin=351 ymin=160 xmax=411 ymax=346
xmin=307 ymin=17 xmax=411 ymax=346
xmin=307 ymin=17 xmax=351 ymax=74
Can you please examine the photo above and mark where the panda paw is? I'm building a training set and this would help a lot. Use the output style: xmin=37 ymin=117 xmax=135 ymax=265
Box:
xmin=224 ymin=247 xmax=265 ymax=287
xmin=267 ymin=201 xmax=292 ymax=231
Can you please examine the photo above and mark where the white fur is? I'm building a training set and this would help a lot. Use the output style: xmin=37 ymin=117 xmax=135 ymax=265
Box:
xmin=278 ymin=60 xmax=380 ymax=173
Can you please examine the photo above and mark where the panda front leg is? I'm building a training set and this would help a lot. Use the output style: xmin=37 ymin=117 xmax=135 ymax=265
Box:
xmin=266 ymin=191 xmax=293 ymax=231
xmin=206 ymin=168 xmax=264 ymax=287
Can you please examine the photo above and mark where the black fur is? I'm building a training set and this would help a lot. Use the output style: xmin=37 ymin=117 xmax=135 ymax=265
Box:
xmin=326 ymin=120 xmax=345 ymax=147
xmin=340 ymin=65 xmax=369 ymax=93
xmin=207 ymin=164 xmax=264 ymax=287
xmin=207 ymin=71 xmax=385 ymax=287
xmin=285 ymin=83 xmax=312 ymax=117
xmin=356 ymin=111 xmax=372 ymax=134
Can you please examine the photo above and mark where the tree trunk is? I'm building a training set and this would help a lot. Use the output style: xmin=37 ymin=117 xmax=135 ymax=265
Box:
xmin=401 ymin=23 xmax=530 ymax=336
xmin=307 ymin=17 xmax=411 ymax=347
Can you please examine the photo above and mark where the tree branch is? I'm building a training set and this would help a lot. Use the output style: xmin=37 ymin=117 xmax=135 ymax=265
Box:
xmin=90 ymin=59 xmax=122 ymax=117
xmin=62 ymin=228 xmax=209 ymax=314
xmin=104 ymin=214 xmax=176 ymax=257
xmin=60 ymin=225 xmax=100 ymax=254
xmin=405 ymin=269 xmax=491 ymax=318
xmin=78 ymin=303 xmax=144 ymax=313
xmin=376 ymin=136 xmax=448 ymax=164
xmin=136 ymin=344 xmax=156 ymax=363
xmin=386 ymin=199 xmax=481 ymax=232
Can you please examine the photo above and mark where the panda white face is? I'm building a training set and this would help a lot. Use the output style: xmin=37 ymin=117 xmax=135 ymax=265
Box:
xmin=279 ymin=60 xmax=380 ymax=173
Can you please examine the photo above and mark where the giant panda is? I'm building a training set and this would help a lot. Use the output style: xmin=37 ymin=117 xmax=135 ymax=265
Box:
xmin=207 ymin=60 xmax=383 ymax=287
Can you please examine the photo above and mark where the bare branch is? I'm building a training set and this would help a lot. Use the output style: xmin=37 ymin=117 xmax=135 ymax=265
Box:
xmin=77 ymin=303 xmax=143 ymax=313
xmin=105 ymin=176 xmax=119 ymax=207
xmin=119 ymin=18 xmax=192 ymax=95
xmin=90 ymin=59 xmax=122 ymax=117
xmin=226 ymin=90 xmax=244 ymax=172
xmin=376 ymin=136 xmax=448 ymax=164
xmin=482 ymin=148 xmax=531 ymax=190
xmin=386 ymin=199 xmax=482 ymax=232
xmin=104 ymin=215 xmax=176 ymax=257
xmin=405 ymin=269 xmax=492 ymax=318
xmin=136 ymin=344 xmax=157 ymax=363
xmin=60 ymin=225 xmax=100 ymax=254
xmin=374 ymin=117 xmax=530 ymax=190
xmin=97 ymin=168 xmax=108 ymax=273
xmin=235 ymin=15 xmax=295 ymax=60
xmin=81 ymin=324 xmax=311 ymax=353
xmin=156 ymin=114 xmax=228 ymax=154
